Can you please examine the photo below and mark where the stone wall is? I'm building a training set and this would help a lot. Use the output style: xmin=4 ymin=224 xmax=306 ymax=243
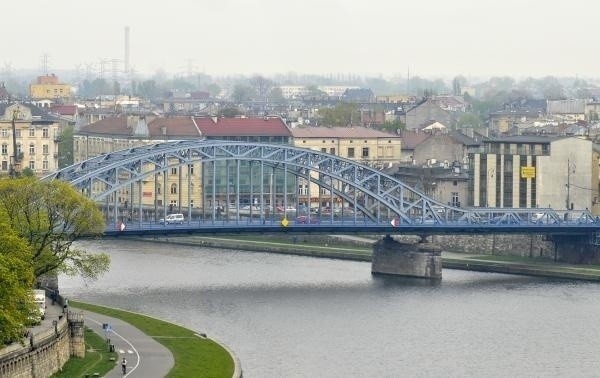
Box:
xmin=0 ymin=306 xmax=84 ymax=378
xmin=432 ymin=234 xmax=556 ymax=258
xmin=0 ymin=316 xmax=70 ymax=378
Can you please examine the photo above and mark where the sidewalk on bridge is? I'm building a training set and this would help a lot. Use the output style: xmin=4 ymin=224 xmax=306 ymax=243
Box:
xmin=76 ymin=308 xmax=174 ymax=377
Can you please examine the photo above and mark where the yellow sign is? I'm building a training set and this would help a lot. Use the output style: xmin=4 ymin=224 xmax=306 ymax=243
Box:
xmin=521 ymin=166 xmax=536 ymax=178
xmin=280 ymin=218 xmax=289 ymax=227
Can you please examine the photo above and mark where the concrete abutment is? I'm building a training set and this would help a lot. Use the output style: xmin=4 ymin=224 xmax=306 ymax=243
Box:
xmin=371 ymin=235 xmax=442 ymax=279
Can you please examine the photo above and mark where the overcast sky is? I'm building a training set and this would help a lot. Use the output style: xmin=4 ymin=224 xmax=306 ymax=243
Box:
xmin=4 ymin=0 xmax=598 ymax=79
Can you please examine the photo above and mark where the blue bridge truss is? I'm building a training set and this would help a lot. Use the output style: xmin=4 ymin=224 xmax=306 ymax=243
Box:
xmin=44 ymin=140 xmax=600 ymax=237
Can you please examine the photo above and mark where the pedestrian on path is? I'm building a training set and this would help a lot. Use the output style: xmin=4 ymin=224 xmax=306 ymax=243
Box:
xmin=121 ymin=357 xmax=127 ymax=375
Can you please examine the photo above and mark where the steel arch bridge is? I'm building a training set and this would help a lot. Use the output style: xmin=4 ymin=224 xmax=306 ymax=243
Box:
xmin=45 ymin=140 xmax=600 ymax=237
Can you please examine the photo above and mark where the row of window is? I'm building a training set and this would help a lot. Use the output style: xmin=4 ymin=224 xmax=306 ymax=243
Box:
xmin=304 ymin=139 xmax=395 ymax=144
xmin=1 ymin=160 xmax=49 ymax=171
xmin=0 ymin=128 xmax=51 ymax=138
xmin=1 ymin=143 xmax=50 ymax=155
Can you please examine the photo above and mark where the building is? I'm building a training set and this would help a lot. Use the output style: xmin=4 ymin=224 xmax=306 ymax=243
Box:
xmin=404 ymin=98 xmax=453 ymax=130
xmin=412 ymin=131 xmax=479 ymax=167
xmin=74 ymin=115 xmax=292 ymax=215
xmin=291 ymin=126 xmax=401 ymax=209
xmin=0 ymin=103 xmax=61 ymax=176
xmin=546 ymin=99 xmax=587 ymax=122
xmin=29 ymin=74 xmax=71 ymax=101
xmin=469 ymin=136 xmax=592 ymax=211
xmin=386 ymin=165 xmax=469 ymax=208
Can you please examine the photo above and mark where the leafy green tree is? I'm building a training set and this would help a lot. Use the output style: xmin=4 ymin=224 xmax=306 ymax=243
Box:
xmin=0 ymin=178 xmax=109 ymax=280
xmin=217 ymin=107 xmax=244 ymax=117
xmin=206 ymin=83 xmax=221 ymax=98
xmin=380 ymin=118 xmax=405 ymax=134
xmin=0 ymin=216 xmax=35 ymax=344
xmin=58 ymin=125 xmax=74 ymax=168
xmin=457 ymin=112 xmax=483 ymax=128
xmin=267 ymin=87 xmax=286 ymax=103
xmin=318 ymin=103 xmax=360 ymax=126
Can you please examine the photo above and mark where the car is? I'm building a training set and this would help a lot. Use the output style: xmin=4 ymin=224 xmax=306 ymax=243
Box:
xmin=295 ymin=215 xmax=319 ymax=224
xmin=159 ymin=213 xmax=185 ymax=224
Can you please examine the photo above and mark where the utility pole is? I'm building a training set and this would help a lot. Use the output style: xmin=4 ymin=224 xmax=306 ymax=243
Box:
xmin=566 ymin=158 xmax=574 ymax=210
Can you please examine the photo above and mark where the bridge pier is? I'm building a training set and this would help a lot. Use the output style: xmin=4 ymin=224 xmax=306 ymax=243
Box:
xmin=371 ymin=235 xmax=442 ymax=279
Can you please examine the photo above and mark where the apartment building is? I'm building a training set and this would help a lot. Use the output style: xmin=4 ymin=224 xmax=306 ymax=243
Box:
xmin=291 ymin=126 xmax=401 ymax=209
xmin=469 ymin=136 xmax=593 ymax=211
xmin=29 ymin=74 xmax=71 ymax=100
xmin=0 ymin=103 xmax=60 ymax=176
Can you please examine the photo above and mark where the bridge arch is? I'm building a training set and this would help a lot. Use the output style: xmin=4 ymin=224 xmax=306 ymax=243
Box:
xmin=46 ymin=140 xmax=467 ymax=226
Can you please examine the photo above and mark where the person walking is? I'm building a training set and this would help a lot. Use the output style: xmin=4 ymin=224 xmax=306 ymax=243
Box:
xmin=121 ymin=357 xmax=127 ymax=375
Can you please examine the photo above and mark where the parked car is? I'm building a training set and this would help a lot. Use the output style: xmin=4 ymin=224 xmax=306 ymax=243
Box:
xmin=159 ymin=213 xmax=185 ymax=224
xmin=295 ymin=215 xmax=319 ymax=224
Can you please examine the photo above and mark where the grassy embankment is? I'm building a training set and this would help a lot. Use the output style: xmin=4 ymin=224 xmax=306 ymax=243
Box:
xmin=52 ymin=327 xmax=117 ymax=377
xmin=70 ymin=301 xmax=234 ymax=378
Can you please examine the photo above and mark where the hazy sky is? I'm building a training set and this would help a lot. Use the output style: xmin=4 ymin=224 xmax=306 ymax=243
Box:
xmin=4 ymin=0 xmax=599 ymax=78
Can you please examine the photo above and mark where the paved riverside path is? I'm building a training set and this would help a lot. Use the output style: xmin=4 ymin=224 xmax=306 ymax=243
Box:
xmin=78 ymin=309 xmax=174 ymax=377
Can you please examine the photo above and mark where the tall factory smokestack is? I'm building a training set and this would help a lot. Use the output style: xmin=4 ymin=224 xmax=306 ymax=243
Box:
xmin=124 ymin=26 xmax=130 ymax=76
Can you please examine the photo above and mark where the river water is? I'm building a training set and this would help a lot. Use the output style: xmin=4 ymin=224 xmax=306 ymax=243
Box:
xmin=60 ymin=239 xmax=600 ymax=377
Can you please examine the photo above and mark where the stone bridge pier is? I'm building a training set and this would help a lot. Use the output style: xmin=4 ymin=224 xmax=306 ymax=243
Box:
xmin=371 ymin=235 xmax=442 ymax=279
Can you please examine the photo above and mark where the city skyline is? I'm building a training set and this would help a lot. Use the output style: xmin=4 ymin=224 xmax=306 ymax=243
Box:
xmin=4 ymin=0 xmax=600 ymax=79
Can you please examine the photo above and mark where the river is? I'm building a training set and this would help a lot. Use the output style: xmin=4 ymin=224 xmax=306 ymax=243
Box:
xmin=60 ymin=239 xmax=600 ymax=377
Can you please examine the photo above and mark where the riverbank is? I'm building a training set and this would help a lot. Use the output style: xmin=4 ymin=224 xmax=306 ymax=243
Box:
xmin=70 ymin=301 xmax=241 ymax=378
xmin=128 ymin=234 xmax=600 ymax=282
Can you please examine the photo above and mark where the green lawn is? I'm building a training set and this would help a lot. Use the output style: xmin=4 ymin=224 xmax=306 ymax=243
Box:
xmin=71 ymin=301 xmax=235 ymax=378
xmin=52 ymin=326 xmax=116 ymax=377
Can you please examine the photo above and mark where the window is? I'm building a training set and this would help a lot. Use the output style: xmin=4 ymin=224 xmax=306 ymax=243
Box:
xmin=188 ymin=164 xmax=194 ymax=175
xmin=42 ymin=129 xmax=49 ymax=138
xmin=329 ymin=148 xmax=335 ymax=155
xmin=1 ymin=144 xmax=6 ymax=155
xmin=347 ymin=147 xmax=355 ymax=158
xmin=298 ymin=184 xmax=308 ymax=195
xmin=171 ymin=167 xmax=177 ymax=175
xmin=453 ymin=180 xmax=458 ymax=186
xmin=386 ymin=146 xmax=393 ymax=157
xmin=362 ymin=147 xmax=369 ymax=158
xmin=1 ymin=161 xmax=6 ymax=171
xmin=377 ymin=146 xmax=383 ymax=157
xmin=29 ymin=144 xmax=35 ymax=155
xmin=451 ymin=192 xmax=460 ymax=207
xmin=16 ymin=144 xmax=21 ymax=155
xmin=42 ymin=144 xmax=49 ymax=154
xmin=170 ymin=184 xmax=177 ymax=194
xmin=29 ymin=128 xmax=35 ymax=137
xmin=42 ymin=160 xmax=48 ymax=170
xmin=1 ymin=129 xmax=6 ymax=137
xmin=29 ymin=161 xmax=35 ymax=170
xmin=156 ymin=185 xmax=161 ymax=195
xmin=15 ymin=130 xmax=21 ymax=138
xmin=321 ymin=148 xmax=327 ymax=153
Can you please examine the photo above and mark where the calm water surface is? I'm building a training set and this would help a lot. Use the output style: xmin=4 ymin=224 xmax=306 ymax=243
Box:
xmin=60 ymin=239 xmax=600 ymax=377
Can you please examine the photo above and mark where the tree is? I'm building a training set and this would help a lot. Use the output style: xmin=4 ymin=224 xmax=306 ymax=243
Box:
xmin=58 ymin=125 xmax=74 ymax=168
xmin=0 ymin=216 xmax=35 ymax=344
xmin=231 ymin=84 xmax=254 ymax=103
xmin=217 ymin=107 xmax=244 ymax=117
xmin=0 ymin=178 xmax=109 ymax=280
xmin=457 ymin=112 xmax=483 ymax=128
xmin=380 ymin=118 xmax=405 ymax=134
xmin=318 ymin=103 xmax=360 ymax=126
